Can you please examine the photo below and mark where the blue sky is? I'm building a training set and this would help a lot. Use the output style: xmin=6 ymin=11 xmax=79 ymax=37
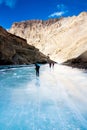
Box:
xmin=0 ymin=0 xmax=87 ymax=29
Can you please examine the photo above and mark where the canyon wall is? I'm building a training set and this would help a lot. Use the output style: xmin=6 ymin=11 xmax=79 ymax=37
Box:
xmin=9 ymin=12 xmax=87 ymax=63
xmin=0 ymin=26 xmax=50 ymax=65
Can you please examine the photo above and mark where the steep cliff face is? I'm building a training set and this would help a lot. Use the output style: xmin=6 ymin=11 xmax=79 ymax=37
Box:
xmin=0 ymin=26 xmax=50 ymax=65
xmin=63 ymin=51 xmax=87 ymax=69
xmin=9 ymin=12 xmax=87 ymax=63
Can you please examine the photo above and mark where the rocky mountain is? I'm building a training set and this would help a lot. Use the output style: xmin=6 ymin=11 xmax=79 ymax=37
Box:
xmin=0 ymin=26 xmax=50 ymax=65
xmin=63 ymin=51 xmax=87 ymax=69
xmin=9 ymin=12 xmax=87 ymax=63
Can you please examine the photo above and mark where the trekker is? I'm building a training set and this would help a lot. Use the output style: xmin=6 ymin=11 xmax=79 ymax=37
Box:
xmin=52 ymin=62 xmax=54 ymax=68
xmin=35 ymin=63 xmax=40 ymax=76
xmin=49 ymin=62 xmax=52 ymax=68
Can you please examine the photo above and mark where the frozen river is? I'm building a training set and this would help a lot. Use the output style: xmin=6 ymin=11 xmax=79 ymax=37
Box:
xmin=0 ymin=64 xmax=87 ymax=130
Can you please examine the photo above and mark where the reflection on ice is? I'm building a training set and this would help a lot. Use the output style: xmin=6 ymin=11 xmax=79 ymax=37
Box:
xmin=0 ymin=64 xmax=87 ymax=130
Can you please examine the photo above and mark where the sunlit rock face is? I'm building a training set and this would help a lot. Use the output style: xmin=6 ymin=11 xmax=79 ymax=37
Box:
xmin=9 ymin=12 xmax=87 ymax=63
xmin=0 ymin=26 xmax=50 ymax=65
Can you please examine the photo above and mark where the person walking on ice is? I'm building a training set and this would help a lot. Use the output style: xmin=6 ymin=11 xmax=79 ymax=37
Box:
xmin=35 ymin=63 xmax=40 ymax=77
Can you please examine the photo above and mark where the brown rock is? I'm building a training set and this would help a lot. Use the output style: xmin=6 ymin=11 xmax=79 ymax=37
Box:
xmin=0 ymin=26 xmax=50 ymax=65
xmin=63 ymin=51 xmax=87 ymax=69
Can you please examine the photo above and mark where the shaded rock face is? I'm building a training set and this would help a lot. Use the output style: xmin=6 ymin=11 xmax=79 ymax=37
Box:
xmin=0 ymin=26 xmax=50 ymax=65
xmin=9 ymin=12 xmax=87 ymax=63
xmin=63 ymin=51 xmax=87 ymax=69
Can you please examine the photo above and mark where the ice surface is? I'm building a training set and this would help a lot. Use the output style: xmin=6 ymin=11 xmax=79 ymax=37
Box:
xmin=0 ymin=64 xmax=87 ymax=130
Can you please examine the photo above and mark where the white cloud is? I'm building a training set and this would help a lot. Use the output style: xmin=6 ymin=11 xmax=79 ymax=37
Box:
xmin=49 ymin=11 xmax=65 ymax=17
xmin=49 ymin=4 xmax=68 ymax=18
xmin=57 ymin=4 xmax=66 ymax=11
xmin=0 ymin=0 xmax=17 ymax=8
